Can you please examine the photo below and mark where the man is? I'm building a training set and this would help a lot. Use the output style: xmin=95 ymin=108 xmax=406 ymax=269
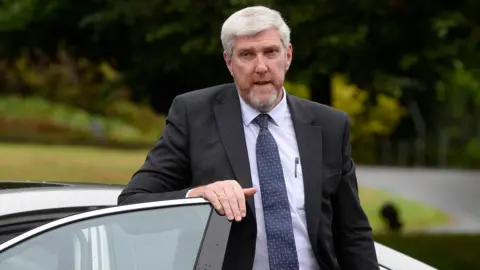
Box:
xmin=118 ymin=5 xmax=379 ymax=270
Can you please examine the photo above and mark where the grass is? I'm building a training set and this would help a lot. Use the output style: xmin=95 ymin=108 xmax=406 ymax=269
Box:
xmin=374 ymin=233 xmax=480 ymax=270
xmin=0 ymin=142 xmax=450 ymax=232
xmin=0 ymin=142 xmax=147 ymax=184
xmin=359 ymin=187 xmax=450 ymax=233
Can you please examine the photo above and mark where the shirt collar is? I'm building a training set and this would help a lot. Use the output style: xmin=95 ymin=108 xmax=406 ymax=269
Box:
xmin=238 ymin=87 xmax=287 ymax=127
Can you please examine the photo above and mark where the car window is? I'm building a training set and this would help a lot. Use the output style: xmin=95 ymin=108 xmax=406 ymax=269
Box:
xmin=0 ymin=203 xmax=213 ymax=270
xmin=0 ymin=206 xmax=109 ymax=245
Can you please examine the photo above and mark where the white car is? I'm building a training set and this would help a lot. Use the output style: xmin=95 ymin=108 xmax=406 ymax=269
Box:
xmin=0 ymin=181 xmax=437 ymax=270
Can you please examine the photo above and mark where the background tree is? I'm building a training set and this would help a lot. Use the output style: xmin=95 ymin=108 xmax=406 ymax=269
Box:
xmin=0 ymin=0 xmax=478 ymax=167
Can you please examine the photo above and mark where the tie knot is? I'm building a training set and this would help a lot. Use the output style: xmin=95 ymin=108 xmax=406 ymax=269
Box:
xmin=254 ymin=113 xmax=270 ymax=129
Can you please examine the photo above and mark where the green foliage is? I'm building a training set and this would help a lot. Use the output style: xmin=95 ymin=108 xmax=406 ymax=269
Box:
xmin=105 ymin=100 xmax=164 ymax=135
xmin=284 ymin=77 xmax=407 ymax=165
xmin=284 ymin=77 xmax=406 ymax=144
xmin=0 ymin=47 xmax=164 ymax=137
xmin=331 ymin=74 xmax=406 ymax=143
xmin=284 ymin=81 xmax=311 ymax=100
xmin=0 ymin=0 xmax=479 ymax=167
xmin=466 ymin=138 xmax=480 ymax=162
xmin=433 ymin=60 xmax=480 ymax=166
xmin=0 ymin=0 xmax=36 ymax=31
xmin=436 ymin=60 xmax=480 ymax=111
xmin=0 ymin=48 xmax=129 ymax=115
xmin=0 ymin=95 xmax=164 ymax=145
xmin=0 ymin=0 xmax=65 ymax=31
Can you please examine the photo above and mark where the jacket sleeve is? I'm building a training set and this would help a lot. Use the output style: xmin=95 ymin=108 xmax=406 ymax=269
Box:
xmin=332 ymin=114 xmax=380 ymax=270
xmin=117 ymin=95 xmax=192 ymax=205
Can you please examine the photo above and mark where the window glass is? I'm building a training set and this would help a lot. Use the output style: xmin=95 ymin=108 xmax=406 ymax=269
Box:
xmin=0 ymin=204 xmax=212 ymax=270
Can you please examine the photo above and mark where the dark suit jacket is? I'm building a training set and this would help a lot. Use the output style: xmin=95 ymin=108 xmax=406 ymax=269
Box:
xmin=118 ymin=83 xmax=379 ymax=270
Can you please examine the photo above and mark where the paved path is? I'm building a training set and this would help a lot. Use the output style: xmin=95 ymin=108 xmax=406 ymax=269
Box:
xmin=356 ymin=166 xmax=480 ymax=233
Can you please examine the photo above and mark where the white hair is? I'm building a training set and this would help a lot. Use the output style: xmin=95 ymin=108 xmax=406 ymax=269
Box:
xmin=221 ymin=6 xmax=291 ymax=57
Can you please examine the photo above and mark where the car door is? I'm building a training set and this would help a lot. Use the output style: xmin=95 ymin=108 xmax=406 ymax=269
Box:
xmin=0 ymin=198 xmax=231 ymax=270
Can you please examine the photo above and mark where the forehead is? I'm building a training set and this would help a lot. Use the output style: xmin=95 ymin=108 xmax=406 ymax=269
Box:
xmin=233 ymin=28 xmax=283 ymax=51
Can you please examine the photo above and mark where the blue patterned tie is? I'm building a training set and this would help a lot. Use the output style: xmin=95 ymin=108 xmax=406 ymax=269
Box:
xmin=255 ymin=113 xmax=299 ymax=270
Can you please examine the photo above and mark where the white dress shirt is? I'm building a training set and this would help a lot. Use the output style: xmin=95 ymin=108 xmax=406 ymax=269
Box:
xmin=238 ymin=89 xmax=319 ymax=270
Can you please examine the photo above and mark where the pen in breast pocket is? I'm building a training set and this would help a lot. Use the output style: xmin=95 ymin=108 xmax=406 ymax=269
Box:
xmin=294 ymin=157 xmax=299 ymax=178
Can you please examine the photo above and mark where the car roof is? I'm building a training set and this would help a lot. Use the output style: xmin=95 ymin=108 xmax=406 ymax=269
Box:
xmin=0 ymin=180 xmax=124 ymax=190
xmin=0 ymin=180 xmax=123 ymax=217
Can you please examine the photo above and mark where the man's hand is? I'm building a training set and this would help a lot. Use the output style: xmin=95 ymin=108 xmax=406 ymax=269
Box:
xmin=187 ymin=180 xmax=256 ymax=221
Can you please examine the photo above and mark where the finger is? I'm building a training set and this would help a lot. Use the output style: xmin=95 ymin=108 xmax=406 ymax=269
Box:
xmin=212 ymin=186 xmax=233 ymax=220
xmin=233 ymin=185 xmax=247 ymax=218
xmin=225 ymin=185 xmax=242 ymax=221
xmin=203 ymin=188 xmax=224 ymax=215
xmin=243 ymin=187 xmax=257 ymax=197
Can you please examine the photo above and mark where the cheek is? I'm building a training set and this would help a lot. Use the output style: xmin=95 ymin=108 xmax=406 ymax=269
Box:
xmin=233 ymin=64 xmax=253 ymax=80
xmin=275 ymin=60 xmax=287 ymax=71
xmin=270 ymin=61 xmax=286 ymax=80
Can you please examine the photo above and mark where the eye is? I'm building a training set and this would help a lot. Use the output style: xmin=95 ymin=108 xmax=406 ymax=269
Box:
xmin=265 ymin=49 xmax=279 ymax=57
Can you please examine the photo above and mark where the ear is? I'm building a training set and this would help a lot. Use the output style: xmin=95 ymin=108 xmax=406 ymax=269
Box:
xmin=286 ymin=43 xmax=293 ymax=71
xmin=223 ymin=51 xmax=233 ymax=76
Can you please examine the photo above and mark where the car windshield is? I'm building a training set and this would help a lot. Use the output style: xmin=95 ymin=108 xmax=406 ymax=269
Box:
xmin=0 ymin=203 xmax=212 ymax=270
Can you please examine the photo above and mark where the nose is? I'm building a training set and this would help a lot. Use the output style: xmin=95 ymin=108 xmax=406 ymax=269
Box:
xmin=254 ymin=55 xmax=268 ymax=74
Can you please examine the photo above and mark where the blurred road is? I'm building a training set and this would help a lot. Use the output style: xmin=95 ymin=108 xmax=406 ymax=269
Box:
xmin=356 ymin=166 xmax=480 ymax=233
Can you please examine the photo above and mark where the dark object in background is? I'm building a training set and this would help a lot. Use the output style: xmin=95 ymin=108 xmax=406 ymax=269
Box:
xmin=380 ymin=202 xmax=403 ymax=233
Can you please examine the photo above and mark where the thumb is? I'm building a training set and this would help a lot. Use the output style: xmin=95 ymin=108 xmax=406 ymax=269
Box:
xmin=243 ymin=187 xmax=257 ymax=197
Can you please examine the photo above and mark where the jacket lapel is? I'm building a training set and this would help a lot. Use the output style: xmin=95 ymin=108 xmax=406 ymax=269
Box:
xmin=287 ymin=94 xmax=324 ymax=256
xmin=213 ymin=87 xmax=324 ymax=248
xmin=213 ymin=85 xmax=256 ymax=216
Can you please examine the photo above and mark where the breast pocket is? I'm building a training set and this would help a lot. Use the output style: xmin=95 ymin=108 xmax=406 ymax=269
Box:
xmin=292 ymin=160 xmax=306 ymax=210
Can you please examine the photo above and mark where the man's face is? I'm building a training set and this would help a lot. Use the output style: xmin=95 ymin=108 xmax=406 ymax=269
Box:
xmin=224 ymin=28 xmax=292 ymax=112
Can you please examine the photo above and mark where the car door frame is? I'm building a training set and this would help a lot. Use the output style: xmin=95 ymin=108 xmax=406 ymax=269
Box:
xmin=0 ymin=198 xmax=232 ymax=270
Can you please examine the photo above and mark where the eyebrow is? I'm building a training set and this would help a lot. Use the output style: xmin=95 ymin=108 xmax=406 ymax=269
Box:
xmin=237 ymin=45 xmax=281 ymax=52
